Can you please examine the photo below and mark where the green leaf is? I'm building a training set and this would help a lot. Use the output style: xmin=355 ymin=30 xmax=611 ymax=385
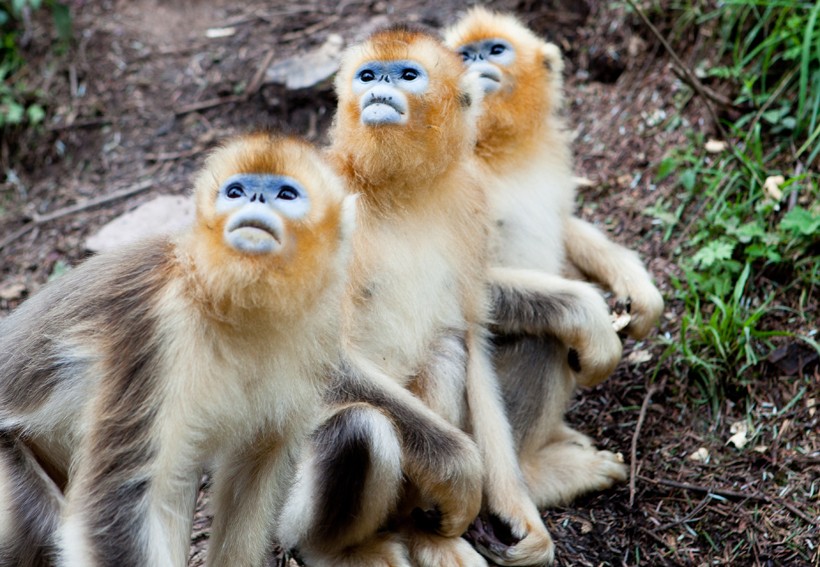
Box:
xmin=679 ymin=168 xmax=697 ymax=192
xmin=693 ymin=240 xmax=736 ymax=269
xmin=780 ymin=207 xmax=820 ymax=236
xmin=51 ymin=2 xmax=72 ymax=42
xmin=26 ymin=103 xmax=44 ymax=124
xmin=734 ymin=220 xmax=767 ymax=243
xmin=0 ymin=10 xmax=9 ymax=26
xmin=5 ymin=101 xmax=24 ymax=123
xmin=656 ymin=157 xmax=677 ymax=181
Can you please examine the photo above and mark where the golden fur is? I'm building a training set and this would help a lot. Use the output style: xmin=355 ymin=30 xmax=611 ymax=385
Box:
xmin=0 ymin=134 xmax=356 ymax=567
xmin=446 ymin=8 xmax=664 ymax=507
xmin=281 ymin=27 xmax=555 ymax=567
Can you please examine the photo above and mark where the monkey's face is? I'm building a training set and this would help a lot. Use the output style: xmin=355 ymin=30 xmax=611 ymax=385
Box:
xmin=456 ymin=39 xmax=515 ymax=94
xmin=352 ymin=59 xmax=430 ymax=126
xmin=216 ymin=173 xmax=310 ymax=255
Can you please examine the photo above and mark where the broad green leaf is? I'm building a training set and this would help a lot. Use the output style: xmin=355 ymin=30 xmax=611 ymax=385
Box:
xmin=780 ymin=207 xmax=820 ymax=236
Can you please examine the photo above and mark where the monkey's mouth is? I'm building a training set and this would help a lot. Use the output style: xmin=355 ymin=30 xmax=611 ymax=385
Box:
xmin=468 ymin=63 xmax=503 ymax=93
xmin=361 ymin=95 xmax=407 ymax=125
xmin=225 ymin=212 xmax=284 ymax=254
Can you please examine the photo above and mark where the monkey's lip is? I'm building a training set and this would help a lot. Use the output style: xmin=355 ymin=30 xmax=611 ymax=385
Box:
xmin=361 ymin=97 xmax=406 ymax=125
xmin=225 ymin=214 xmax=284 ymax=254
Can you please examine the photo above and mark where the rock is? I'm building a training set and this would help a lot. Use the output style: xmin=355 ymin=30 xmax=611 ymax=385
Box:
xmin=85 ymin=195 xmax=195 ymax=254
xmin=266 ymin=34 xmax=344 ymax=90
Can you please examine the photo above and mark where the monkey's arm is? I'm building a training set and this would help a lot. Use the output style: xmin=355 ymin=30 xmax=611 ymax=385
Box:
xmin=564 ymin=216 xmax=664 ymax=339
xmin=488 ymin=265 xmax=622 ymax=387
xmin=329 ymin=354 xmax=483 ymax=539
xmin=463 ymin=330 xmax=555 ymax=566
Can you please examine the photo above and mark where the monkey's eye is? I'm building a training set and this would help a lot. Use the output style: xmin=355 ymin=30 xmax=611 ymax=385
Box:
xmin=277 ymin=186 xmax=298 ymax=201
xmin=226 ymin=183 xmax=245 ymax=199
xmin=490 ymin=44 xmax=506 ymax=56
xmin=400 ymin=68 xmax=419 ymax=81
xmin=460 ymin=51 xmax=471 ymax=62
xmin=359 ymin=69 xmax=376 ymax=82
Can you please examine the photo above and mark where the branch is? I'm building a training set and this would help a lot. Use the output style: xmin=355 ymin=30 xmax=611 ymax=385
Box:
xmin=0 ymin=179 xmax=154 ymax=253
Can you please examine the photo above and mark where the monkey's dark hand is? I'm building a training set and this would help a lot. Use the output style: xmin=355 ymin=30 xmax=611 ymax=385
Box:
xmin=464 ymin=512 xmax=524 ymax=559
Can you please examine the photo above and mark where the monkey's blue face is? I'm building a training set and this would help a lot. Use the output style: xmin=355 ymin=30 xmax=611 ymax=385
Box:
xmin=216 ymin=173 xmax=311 ymax=254
xmin=352 ymin=60 xmax=429 ymax=125
xmin=457 ymin=39 xmax=515 ymax=93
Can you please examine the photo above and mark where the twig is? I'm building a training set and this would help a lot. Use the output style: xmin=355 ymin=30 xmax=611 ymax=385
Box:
xmin=174 ymin=47 xmax=276 ymax=117
xmin=47 ymin=117 xmax=112 ymax=132
xmin=0 ymin=179 xmax=154 ymax=253
xmin=144 ymin=147 xmax=206 ymax=163
xmin=629 ymin=378 xmax=665 ymax=506
xmin=246 ymin=48 xmax=276 ymax=96
xmin=669 ymin=66 xmax=743 ymax=110
xmin=639 ymin=475 xmax=818 ymax=525
xmin=623 ymin=0 xmax=728 ymax=142
xmin=174 ymin=95 xmax=246 ymax=116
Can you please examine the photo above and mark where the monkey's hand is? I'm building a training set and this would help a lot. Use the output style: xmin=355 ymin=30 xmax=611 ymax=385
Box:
xmin=611 ymin=280 xmax=664 ymax=340
xmin=332 ymin=355 xmax=484 ymax=538
xmin=489 ymin=267 xmax=622 ymax=387
xmin=563 ymin=216 xmax=664 ymax=340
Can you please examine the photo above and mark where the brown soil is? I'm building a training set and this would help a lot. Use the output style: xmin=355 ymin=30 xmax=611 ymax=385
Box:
xmin=1 ymin=1 xmax=817 ymax=566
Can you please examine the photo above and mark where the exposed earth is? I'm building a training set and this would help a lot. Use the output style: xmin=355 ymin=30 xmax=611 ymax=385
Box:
xmin=0 ymin=1 xmax=817 ymax=565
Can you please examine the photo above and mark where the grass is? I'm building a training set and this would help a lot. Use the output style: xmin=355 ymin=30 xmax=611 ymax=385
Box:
xmin=640 ymin=0 xmax=820 ymax=409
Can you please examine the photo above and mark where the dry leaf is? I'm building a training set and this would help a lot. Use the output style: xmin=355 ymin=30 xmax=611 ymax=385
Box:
xmin=205 ymin=27 xmax=236 ymax=38
xmin=689 ymin=447 xmax=710 ymax=462
xmin=0 ymin=283 xmax=26 ymax=300
xmin=727 ymin=421 xmax=749 ymax=449
xmin=807 ymin=397 xmax=816 ymax=418
xmin=611 ymin=310 xmax=632 ymax=332
xmin=626 ymin=349 xmax=652 ymax=365
xmin=753 ymin=445 xmax=769 ymax=453
xmin=705 ymin=139 xmax=727 ymax=153
xmin=572 ymin=176 xmax=595 ymax=188
xmin=579 ymin=519 xmax=593 ymax=534
xmin=763 ymin=175 xmax=785 ymax=201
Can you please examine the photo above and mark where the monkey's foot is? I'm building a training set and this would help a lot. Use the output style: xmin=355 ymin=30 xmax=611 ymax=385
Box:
xmin=522 ymin=442 xmax=628 ymax=509
xmin=300 ymin=534 xmax=412 ymax=567
xmin=465 ymin=512 xmax=554 ymax=566
xmin=406 ymin=530 xmax=489 ymax=567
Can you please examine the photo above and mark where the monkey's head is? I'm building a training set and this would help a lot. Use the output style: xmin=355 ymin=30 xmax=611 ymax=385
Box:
xmin=331 ymin=26 xmax=483 ymax=186
xmin=187 ymin=133 xmax=356 ymax=316
xmin=444 ymin=8 xmax=564 ymax=158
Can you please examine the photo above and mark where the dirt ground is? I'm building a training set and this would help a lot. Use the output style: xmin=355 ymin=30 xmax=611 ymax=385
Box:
xmin=1 ymin=1 xmax=817 ymax=566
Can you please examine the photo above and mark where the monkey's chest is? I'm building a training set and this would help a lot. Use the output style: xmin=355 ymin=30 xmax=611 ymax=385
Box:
xmin=350 ymin=231 xmax=467 ymax=381
xmin=486 ymin=170 xmax=571 ymax=274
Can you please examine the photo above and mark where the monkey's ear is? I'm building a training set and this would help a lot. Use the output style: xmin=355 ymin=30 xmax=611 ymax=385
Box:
xmin=339 ymin=193 xmax=359 ymax=242
xmin=540 ymin=42 xmax=564 ymax=75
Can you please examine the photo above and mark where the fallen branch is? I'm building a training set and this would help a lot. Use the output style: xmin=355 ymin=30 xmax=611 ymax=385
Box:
xmin=0 ymin=179 xmax=154 ymax=253
xmin=629 ymin=378 xmax=665 ymax=506
xmin=623 ymin=0 xmax=728 ymax=141
xmin=639 ymin=475 xmax=818 ymax=526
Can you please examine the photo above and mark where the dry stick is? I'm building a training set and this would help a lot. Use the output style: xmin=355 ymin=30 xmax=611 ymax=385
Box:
xmin=175 ymin=48 xmax=275 ymax=117
xmin=624 ymin=0 xmax=727 ymax=141
xmin=623 ymin=0 xmax=764 ymax=187
xmin=639 ymin=475 xmax=818 ymax=525
xmin=629 ymin=378 xmax=665 ymax=506
xmin=0 ymin=179 xmax=154 ymax=253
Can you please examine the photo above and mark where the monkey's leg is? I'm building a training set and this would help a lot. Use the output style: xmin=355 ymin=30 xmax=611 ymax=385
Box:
xmin=495 ymin=335 xmax=627 ymax=509
xmin=208 ymin=432 xmax=300 ymax=567
xmin=59 ymin=413 xmax=199 ymax=567
xmin=463 ymin=331 xmax=555 ymax=567
xmin=0 ymin=433 xmax=63 ymax=567
xmin=329 ymin=355 xmax=483 ymax=540
xmin=564 ymin=216 xmax=664 ymax=339
xmin=277 ymin=403 xmax=410 ymax=567
xmin=402 ymin=333 xmax=489 ymax=567
xmin=488 ymin=266 xmax=623 ymax=387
